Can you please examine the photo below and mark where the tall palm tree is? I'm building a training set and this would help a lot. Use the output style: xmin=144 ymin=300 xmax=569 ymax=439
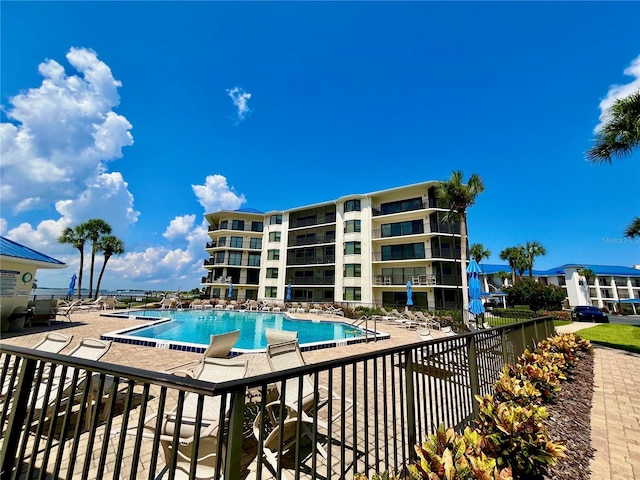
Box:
xmin=80 ymin=219 xmax=112 ymax=298
xmin=436 ymin=171 xmax=485 ymax=323
xmin=469 ymin=243 xmax=491 ymax=264
xmin=499 ymin=246 xmax=524 ymax=285
xmin=524 ymin=241 xmax=546 ymax=278
xmin=577 ymin=268 xmax=596 ymax=306
xmin=587 ymin=89 xmax=640 ymax=164
xmin=625 ymin=216 xmax=640 ymax=238
xmin=94 ymin=235 xmax=125 ymax=299
xmin=57 ymin=225 xmax=87 ymax=299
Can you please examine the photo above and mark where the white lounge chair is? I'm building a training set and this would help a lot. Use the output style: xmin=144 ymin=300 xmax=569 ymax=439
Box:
xmin=266 ymin=340 xmax=353 ymax=423
xmin=202 ymin=330 xmax=240 ymax=358
xmin=140 ymin=357 xmax=248 ymax=479
xmin=265 ymin=328 xmax=298 ymax=345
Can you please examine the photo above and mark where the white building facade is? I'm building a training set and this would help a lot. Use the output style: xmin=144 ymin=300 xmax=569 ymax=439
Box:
xmin=202 ymin=181 xmax=464 ymax=310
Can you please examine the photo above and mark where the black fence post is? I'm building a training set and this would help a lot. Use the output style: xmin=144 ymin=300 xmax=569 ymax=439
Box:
xmin=467 ymin=336 xmax=480 ymax=418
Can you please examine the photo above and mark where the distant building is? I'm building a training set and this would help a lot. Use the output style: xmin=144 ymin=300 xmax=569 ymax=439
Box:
xmin=0 ymin=236 xmax=66 ymax=331
xmin=479 ymin=263 xmax=640 ymax=310
xmin=202 ymin=181 xmax=464 ymax=309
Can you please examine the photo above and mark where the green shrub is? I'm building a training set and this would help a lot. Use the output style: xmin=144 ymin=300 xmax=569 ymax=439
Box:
xmin=539 ymin=310 xmax=571 ymax=321
xmin=503 ymin=280 xmax=567 ymax=312
xmin=491 ymin=308 xmax=538 ymax=319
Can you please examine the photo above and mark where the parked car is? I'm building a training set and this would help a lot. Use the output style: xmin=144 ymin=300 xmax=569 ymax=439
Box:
xmin=571 ymin=306 xmax=609 ymax=323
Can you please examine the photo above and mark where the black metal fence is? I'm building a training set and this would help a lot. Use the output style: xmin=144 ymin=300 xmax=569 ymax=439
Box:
xmin=1 ymin=316 xmax=554 ymax=479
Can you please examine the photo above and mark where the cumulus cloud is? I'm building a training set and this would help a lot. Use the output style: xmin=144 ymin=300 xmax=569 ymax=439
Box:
xmin=163 ymin=215 xmax=196 ymax=241
xmin=595 ymin=54 xmax=640 ymax=132
xmin=226 ymin=86 xmax=252 ymax=122
xmin=192 ymin=175 xmax=246 ymax=212
xmin=1 ymin=47 xmax=134 ymax=212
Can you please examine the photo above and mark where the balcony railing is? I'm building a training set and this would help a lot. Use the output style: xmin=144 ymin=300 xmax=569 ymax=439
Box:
xmin=1 ymin=317 xmax=554 ymax=480
xmin=289 ymin=214 xmax=336 ymax=229
xmin=286 ymin=276 xmax=336 ymax=285
xmin=287 ymin=233 xmax=336 ymax=247
xmin=372 ymin=250 xmax=461 ymax=261
xmin=208 ymin=225 xmax=264 ymax=233
xmin=372 ymin=201 xmax=427 ymax=217
xmin=286 ymin=256 xmax=336 ymax=266
xmin=203 ymin=257 xmax=261 ymax=268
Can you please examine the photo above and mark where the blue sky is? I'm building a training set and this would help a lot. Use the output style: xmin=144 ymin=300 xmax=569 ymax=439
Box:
xmin=2 ymin=2 xmax=639 ymax=291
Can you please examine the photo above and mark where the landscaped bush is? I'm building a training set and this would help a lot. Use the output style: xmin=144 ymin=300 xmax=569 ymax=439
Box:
xmin=491 ymin=308 xmax=538 ymax=319
xmin=503 ymin=280 xmax=567 ymax=312
xmin=539 ymin=310 xmax=571 ymax=321
xmin=356 ymin=333 xmax=590 ymax=480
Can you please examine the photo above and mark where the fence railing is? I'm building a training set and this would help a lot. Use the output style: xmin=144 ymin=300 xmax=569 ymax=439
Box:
xmin=1 ymin=316 xmax=554 ymax=479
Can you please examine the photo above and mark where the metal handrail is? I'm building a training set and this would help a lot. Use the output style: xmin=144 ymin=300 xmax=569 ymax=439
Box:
xmin=1 ymin=316 xmax=554 ymax=480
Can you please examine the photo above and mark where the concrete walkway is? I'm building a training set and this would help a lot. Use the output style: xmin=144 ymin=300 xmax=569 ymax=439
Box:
xmin=557 ymin=323 xmax=640 ymax=479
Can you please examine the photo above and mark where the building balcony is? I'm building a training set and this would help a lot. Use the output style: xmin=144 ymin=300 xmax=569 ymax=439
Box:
xmin=208 ymin=224 xmax=264 ymax=233
xmin=287 ymin=233 xmax=336 ymax=247
xmin=203 ymin=258 xmax=261 ymax=268
xmin=288 ymin=214 xmax=336 ymax=229
xmin=286 ymin=277 xmax=336 ymax=285
xmin=286 ymin=256 xmax=335 ymax=266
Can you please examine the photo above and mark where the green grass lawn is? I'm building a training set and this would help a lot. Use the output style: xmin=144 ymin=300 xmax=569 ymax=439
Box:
xmin=577 ymin=324 xmax=640 ymax=354
xmin=553 ymin=320 xmax=572 ymax=327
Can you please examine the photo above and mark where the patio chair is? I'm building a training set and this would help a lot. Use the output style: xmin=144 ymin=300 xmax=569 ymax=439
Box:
xmin=190 ymin=299 xmax=203 ymax=309
xmin=321 ymin=305 xmax=345 ymax=317
xmin=1 ymin=333 xmax=73 ymax=397
xmin=441 ymin=326 xmax=457 ymax=337
xmin=253 ymin=401 xmax=327 ymax=480
xmin=27 ymin=338 xmax=113 ymax=422
xmin=55 ymin=300 xmax=83 ymax=321
xmin=202 ymin=330 xmax=240 ymax=358
xmin=266 ymin=339 xmax=353 ymax=424
xmin=29 ymin=299 xmax=58 ymax=326
xmin=139 ymin=357 xmax=248 ymax=479
xmin=265 ymin=328 xmax=298 ymax=345
xmin=79 ymin=296 xmax=106 ymax=311
xmin=415 ymin=311 xmax=441 ymax=330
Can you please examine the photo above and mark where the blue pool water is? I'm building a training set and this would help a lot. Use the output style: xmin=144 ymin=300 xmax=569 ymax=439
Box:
xmin=123 ymin=310 xmax=364 ymax=350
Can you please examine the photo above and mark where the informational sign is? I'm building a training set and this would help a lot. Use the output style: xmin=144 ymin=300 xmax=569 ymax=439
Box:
xmin=16 ymin=289 xmax=29 ymax=297
xmin=0 ymin=270 xmax=19 ymax=297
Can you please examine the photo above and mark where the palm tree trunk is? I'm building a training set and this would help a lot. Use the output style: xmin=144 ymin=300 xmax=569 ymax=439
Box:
xmin=460 ymin=213 xmax=469 ymax=325
xmin=77 ymin=250 xmax=85 ymax=299
xmin=95 ymin=255 xmax=110 ymax=300
xmin=88 ymin=246 xmax=96 ymax=297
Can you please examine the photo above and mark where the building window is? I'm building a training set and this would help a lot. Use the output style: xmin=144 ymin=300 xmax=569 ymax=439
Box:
xmin=251 ymin=221 xmax=264 ymax=232
xmin=228 ymin=252 xmax=242 ymax=266
xmin=344 ymin=199 xmax=361 ymax=212
xmin=250 ymin=238 xmax=262 ymax=249
xmin=343 ymin=287 xmax=361 ymax=301
xmin=380 ymin=197 xmax=423 ymax=215
xmin=230 ymin=236 xmax=243 ymax=248
xmin=266 ymin=268 xmax=278 ymax=279
xmin=344 ymin=220 xmax=361 ymax=233
xmin=269 ymin=214 xmax=282 ymax=225
xmin=268 ymin=249 xmax=280 ymax=260
xmin=232 ymin=220 xmax=245 ymax=231
xmin=265 ymin=286 xmax=278 ymax=298
xmin=344 ymin=241 xmax=361 ymax=255
xmin=269 ymin=232 xmax=281 ymax=242
xmin=344 ymin=264 xmax=361 ymax=277
xmin=219 ymin=220 xmax=228 ymax=229
xmin=381 ymin=220 xmax=424 ymax=238
xmin=248 ymin=253 xmax=261 ymax=267
xmin=217 ymin=237 xmax=227 ymax=247
xmin=214 ymin=251 xmax=225 ymax=264
xmin=381 ymin=243 xmax=425 ymax=261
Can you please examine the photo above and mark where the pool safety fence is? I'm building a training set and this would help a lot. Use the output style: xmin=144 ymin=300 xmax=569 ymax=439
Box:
xmin=1 ymin=316 xmax=554 ymax=479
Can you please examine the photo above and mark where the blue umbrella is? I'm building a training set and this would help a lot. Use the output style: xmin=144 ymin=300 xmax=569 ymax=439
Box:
xmin=286 ymin=283 xmax=292 ymax=301
xmin=467 ymin=259 xmax=485 ymax=316
xmin=406 ymin=280 xmax=413 ymax=306
xmin=68 ymin=273 xmax=77 ymax=297
xmin=228 ymin=283 xmax=233 ymax=299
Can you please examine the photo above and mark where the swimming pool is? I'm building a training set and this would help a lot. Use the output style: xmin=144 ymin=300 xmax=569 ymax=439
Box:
xmin=101 ymin=309 xmax=387 ymax=353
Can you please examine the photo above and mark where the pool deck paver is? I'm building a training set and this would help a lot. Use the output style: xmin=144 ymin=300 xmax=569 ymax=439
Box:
xmin=2 ymin=315 xmax=639 ymax=478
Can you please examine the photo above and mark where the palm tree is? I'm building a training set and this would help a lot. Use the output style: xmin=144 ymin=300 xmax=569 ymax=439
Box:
xmin=80 ymin=219 xmax=112 ymax=298
xmin=587 ymin=89 xmax=640 ymax=164
xmin=625 ymin=216 xmax=640 ymax=238
xmin=499 ymin=246 xmax=524 ymax=285
xmin=58 ymin=225 xmax=87 ymax=299
xmin=469 ymin=243 xmax=491 ymax=265
xmin=94 ymin=235 xmax=125 ymax=299
xmin=578 ymin=268 xmax=596 ymax=306
xmin=437 ymin=171 xmax=485 ymax=323
xmin=524 ymin=241 xmax=546 ymax=278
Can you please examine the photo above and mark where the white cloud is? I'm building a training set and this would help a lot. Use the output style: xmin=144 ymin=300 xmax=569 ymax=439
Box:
xmin=1 ymin=47 xmax=134 ymax=213
xmin=0 ymin=218 xmax=7 ymax=236
xmin=192 ymin=174 xmax=246 ymax=212
xmin=163 ymin=215 xmax=196 ymax=241
xmin=226 ymin=86 xmax=252 ymax=122
xmin=595 ymin=54 xmax=640 ymax=132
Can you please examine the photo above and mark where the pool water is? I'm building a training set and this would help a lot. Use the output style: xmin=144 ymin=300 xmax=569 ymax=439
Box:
xmin=124 ymin=309 xmax=364 ymax=350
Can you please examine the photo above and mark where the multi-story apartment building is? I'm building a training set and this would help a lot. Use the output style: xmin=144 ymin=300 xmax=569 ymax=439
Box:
xmin=202 ymin=181 xmax=464 ymax=309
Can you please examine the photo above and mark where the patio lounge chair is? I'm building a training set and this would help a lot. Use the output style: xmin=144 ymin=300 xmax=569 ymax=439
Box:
xmin=55 ymin=300 xmax=83 ymax=321
xmin=253 ymin=401 xmax=327 ymax=480
xmin=27 ymin=338 xmax=113 ymax=422
xmin=29 ymin=299 xmax=58 ymax=326
xmin=441 ymin=326 xmax=457 ymax=337
xmin=139 ymin=357 xmax=248 ymax=479
xmin=202 ymin=330 xmax=240 ymax=358
xmin=266 ymin=340 xmax=353 ymax=423
xmin=321 ymin=305 xmax=344 ymax=317
xmin=1 ymin=333 xmax=73 ymax=397
xmin=265 ymin=328 xmax=298 ymax=345
xmin=415 ymin=311 xmax=441 ymax=330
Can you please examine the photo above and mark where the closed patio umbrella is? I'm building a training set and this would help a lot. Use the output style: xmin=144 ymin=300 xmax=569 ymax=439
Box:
xmin=286 ymin=283 xmax=292 ymax=301
xmin=467 ymin=259 xmax=485 ymax=318
xmin=68 ymin=274 xmax=77 ymax=298
xmin=406 ymin=280 xmax=413 ymax=307
xmin=228 ymin=283 xmax=233 ymax=299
